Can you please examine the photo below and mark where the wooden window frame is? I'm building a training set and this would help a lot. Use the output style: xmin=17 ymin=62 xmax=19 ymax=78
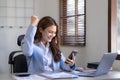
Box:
xmin=108 ymin=0 xmax=120 ymax=60
xmin=59 ymin=0 xmax=86 ymax=46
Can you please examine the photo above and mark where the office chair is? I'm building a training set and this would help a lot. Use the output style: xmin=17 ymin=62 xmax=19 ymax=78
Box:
xmin=8 ymin=34 xmax=28 ymax=73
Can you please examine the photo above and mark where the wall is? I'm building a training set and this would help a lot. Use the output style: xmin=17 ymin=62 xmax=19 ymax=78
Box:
xmin=0 ymin=0 xmax=119 ymax=74
xmin=0 ymin=28 xmax=26 ymax=74
xmin=85 ymin=0 xmax=108 ymax=63
xmin=85 ymin=0 xmax=120 ymax=71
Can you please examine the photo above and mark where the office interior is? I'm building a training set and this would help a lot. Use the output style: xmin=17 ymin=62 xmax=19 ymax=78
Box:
xmin=0 ymin=0 xmax=120 ymax=74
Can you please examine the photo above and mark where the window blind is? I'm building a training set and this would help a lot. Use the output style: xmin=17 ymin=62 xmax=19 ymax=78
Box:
xmin=60 ymin=0 xmax=86 ymax=46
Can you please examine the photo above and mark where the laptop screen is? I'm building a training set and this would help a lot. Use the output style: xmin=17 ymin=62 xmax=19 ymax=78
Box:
xmin=95 ymin=53 xmax=117 ymax=76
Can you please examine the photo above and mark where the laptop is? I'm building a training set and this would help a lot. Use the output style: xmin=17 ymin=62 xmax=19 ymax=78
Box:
xmin=74 ymin=52 xmax=117 ymax=77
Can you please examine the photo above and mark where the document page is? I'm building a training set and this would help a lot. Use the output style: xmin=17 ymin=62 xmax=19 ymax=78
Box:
xmin=13 ymin=74 xmax=48 ymax=80
xmin=40 ymin=71 xmax=78 ymax=79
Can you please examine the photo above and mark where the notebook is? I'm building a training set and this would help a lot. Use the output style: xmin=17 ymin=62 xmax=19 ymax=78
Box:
xmin=74 ymin=52 xmax=117 ymax=77
xmin=40 ymin=71 xmax=78 ymax=79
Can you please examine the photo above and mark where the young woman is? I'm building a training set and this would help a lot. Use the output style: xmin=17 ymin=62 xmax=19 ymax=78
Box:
xmin=21 ymin=16 xmax=76 ymax=73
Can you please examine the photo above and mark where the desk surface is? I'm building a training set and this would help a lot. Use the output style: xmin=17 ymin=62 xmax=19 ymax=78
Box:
xmin=1 ymin=71 xmax=120 ymax=80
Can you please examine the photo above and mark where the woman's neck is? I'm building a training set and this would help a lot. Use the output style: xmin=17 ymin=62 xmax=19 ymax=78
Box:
xmin=41 ymin=40 xmax=47 ymax=46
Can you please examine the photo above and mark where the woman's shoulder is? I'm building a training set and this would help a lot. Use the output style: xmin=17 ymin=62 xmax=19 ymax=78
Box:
xmin=33 ymin=43 xmax=45 ymax=52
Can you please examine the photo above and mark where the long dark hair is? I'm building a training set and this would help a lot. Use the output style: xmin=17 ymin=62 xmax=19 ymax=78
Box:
xmin=34 ymin=16 xmax=61 ymax=62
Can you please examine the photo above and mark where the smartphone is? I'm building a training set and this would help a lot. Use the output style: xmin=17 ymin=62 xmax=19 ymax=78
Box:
xmin=68 ymin=50 xmax=78 ymax=59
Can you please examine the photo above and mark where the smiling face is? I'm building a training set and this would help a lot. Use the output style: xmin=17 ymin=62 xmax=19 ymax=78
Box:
xmin=40 ymin=25 xmax=57 ymax=45
xmin=34 ymin=16 xmax=59 ymax=46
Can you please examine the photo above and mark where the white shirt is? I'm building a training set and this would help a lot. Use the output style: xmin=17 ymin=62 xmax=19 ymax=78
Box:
xmin=40 ymin=42 xmax=53 ymax=71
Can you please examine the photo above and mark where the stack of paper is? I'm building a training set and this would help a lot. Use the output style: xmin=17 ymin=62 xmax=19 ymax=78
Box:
xmin=40 ymin=72 xmax=78 ymax=79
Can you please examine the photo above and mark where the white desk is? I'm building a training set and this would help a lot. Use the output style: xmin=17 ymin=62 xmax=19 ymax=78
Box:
xmin=1 ymin=71 xmax=120 ymax=80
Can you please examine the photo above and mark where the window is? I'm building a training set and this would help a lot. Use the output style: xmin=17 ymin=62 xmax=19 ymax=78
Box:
xmin=0 ymin=0 xmax=34 ymax=28
xmin=59 ymin=0 xmax=86 ymax=46
xmin=108 ymin=0 xmax=120 ymax=59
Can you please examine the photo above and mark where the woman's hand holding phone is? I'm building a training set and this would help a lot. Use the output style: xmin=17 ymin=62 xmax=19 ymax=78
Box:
xmin=65 ymin=50 xmax=78 ymax=66
xmin=68 ymin=50 xmax=78 ymax=59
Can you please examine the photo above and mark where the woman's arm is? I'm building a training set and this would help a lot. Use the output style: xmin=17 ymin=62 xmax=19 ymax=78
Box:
xmin=21 ymin=16 xmax=39 ymax=56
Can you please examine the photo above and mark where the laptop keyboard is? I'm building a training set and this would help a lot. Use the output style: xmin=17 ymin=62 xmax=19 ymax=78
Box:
xmin=72 ymin=70 xmax=95 ymax=76
xmin=74 ymin=67 xmax=97 ymax=76
xmin=75 ymin=67 xmax=96 ymax=72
